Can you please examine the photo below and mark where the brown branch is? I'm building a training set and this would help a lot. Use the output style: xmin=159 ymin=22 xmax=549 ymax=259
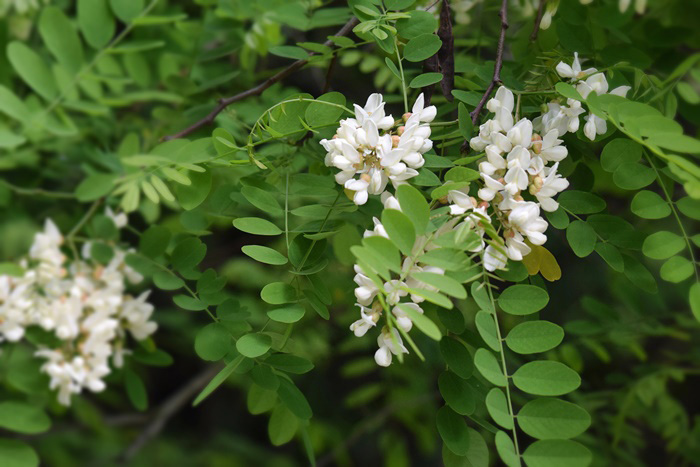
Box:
xmin=530 ymin=0 xmax=546 ymax=41
xmin=119 ymin=364 xmax=221 ymax=462
xmin=163 ymin=17 xmax=359 ymax=141
xmin=321 ymin=54 xmax=338 ymax=94
xmin=469 ymin=0 xmax=509 ymax=126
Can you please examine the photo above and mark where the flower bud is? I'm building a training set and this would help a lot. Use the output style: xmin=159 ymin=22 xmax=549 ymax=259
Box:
xmin=397 ymin=126 xmax=405 ymax=136
xmin=438 ymin=195 xmax=449 ymax=204
xmin=391 ymin=135 xmax=400 ymax=147
xmin=470 ymin=196 xmax=478 ymax=208
xmin=402 ymin=112 xmax=412 ymax=122
xmin=531 ymin=133 xmax=542 ymax=154
xmin=360 ymin=173 xmax=371 ymax=183
xmin=478 ymin=201 xmax=490 ymax=209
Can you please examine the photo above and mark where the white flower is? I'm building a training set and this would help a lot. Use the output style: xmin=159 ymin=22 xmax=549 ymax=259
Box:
xmin=478 ymin=174 xmax=505 ymax=202
xmin=508 ymin=201 xmax=548 ymax=245
xmin=392 ymin=302 xmax=423 ymax=333
xmin=507 ymin=119 xmax=533 ymax=148
xmin=556 ymin=52 xmax=595 ymax=80
xmin=505 ymin=231 xmax=531 ymax=261
xmin=354 ymin=93 xmax=394 ymax=130
xmin=374 ymin=327 xmax=408 ymax=367
xmin=504 ymin=146 xmax=532 ymax=194
xmin=538 ymin=129 xmax=568 ymax=162
xmin=583 ymin=113 xmax=607 ymax=140
xmin=353 ymin=268 xmax=379 ymax=306
xmin=350 ymin=303 xmax=380 ymax=337
xmin=411 ymin=93 xmax=437 ymax=123
xmin=484 ymin=245 xmax=508 ymax=271
xmin=105 ymin=207 xmax=128 ymax=229
xmin=532 ymin=162 xmax=570 ymax=211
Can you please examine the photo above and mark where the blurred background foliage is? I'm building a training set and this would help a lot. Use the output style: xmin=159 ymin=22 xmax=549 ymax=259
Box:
xmin=0 ymin=0 xmax=699 ymax=466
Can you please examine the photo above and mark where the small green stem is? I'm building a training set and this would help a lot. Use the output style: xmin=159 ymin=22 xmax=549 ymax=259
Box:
xmin=643 ymin=151 xmax=699 ymax=282
xmin=482 ymin=269 xmax=522 ymax=463
xmin=393 ymin=38 xmax=409 ymax=113
xmin=0 ymin=180 xmax=75 ymax=199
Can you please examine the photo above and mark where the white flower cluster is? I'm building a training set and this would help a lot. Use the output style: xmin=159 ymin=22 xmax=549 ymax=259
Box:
xmin=350 ymin=193 xmax=460 ymax=367
xmin=0 ymin=212 xmax=157 ymax=406
xmin=321 ymin=93 xmax=436 ymax=205
xmin=467 ymin=86 xmax=570 ymax=270
xmin=535 ymin=53 xmax=631 ymax=141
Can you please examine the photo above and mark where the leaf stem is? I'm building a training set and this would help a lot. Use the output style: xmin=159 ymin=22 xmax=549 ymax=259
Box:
xmin=393 ymin=37 xmax=409 ymax=113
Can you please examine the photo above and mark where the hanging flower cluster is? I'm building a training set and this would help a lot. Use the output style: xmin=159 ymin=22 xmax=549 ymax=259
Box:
xmin=321 ymin=93 xmax=436 ymax=205
xmin=350 ymin=193 xmax=460 ymax=367
xmin=0 ymin=213 xmax=157 ymax=405
xmin=348 ymin=86 xmax=573 ymax=367
xmin=535 ymin=52 xmax=631 ymax=140
xmin=469 ymin=86 xmax=570 ymax=269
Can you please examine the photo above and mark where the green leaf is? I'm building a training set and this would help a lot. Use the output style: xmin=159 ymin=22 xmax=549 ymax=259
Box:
xmin=677 ymin=197 xmax=700 ymax=220
xmin=623 ymin=255 xmax=658 ymax=293
xmin=110 ymin=0 xmax=145 ymax=22
xmin=0 ymin=439 xmax=39 ymax=467
xmin=173 ymin=295 xmax=207 ymax=311
xmin=236 ymin=333 xmax=272 ymax=358
xmin=397 ymin=303 xmax=441 ymax=340
xmin=660 ymin=256 xmax=694 ymax=283
xmin=690 ymin=282 xmax=700 ymax=322
xmin=557 ymin=191 xmax=606 ymax=214
xmin=474 ymin=348 xmax=506 ymax=387
xmin=171 ymin=237 xmax=206 ymax=271
xmin=242 ymin=186 xmax=282 ymax=216
xmin=437 ymin=405 xmax=471 ymax=456
xmin=268 ymin=405 xmax=298 ymax=446
xmin=175 ymin=170 xmax=211 ymax=210
xmin=522 ymin=439 xmax=592 ymax=467
xmin=506 ymin=321 xmax=564 ymax=354
xmin=566 ymin=221 xmax=597 ymax=258
xmin=161 ymin=167 xmax=190 ymax=185
xmin=647 ymin=133 xmax=700 ymax=154
xmin=267 ymin=305 xmax=305 ymax=324
xmin=642 ymin=231 xmax=685 ymax=260
xmin=512 ymin=361 xmax=581 ymax=396
xmin=518 ymin=399 xmax=591 ymax=440
xmin=265 ymin=354 xmax=314 ymax=374
xmin=405 ymin=287 xmax=453 ymax=309
xmin=124 ymin=369 xmax=148 ymax=411
xmin=475 ymin=310 xmax=499 ymax=352
xmin=403 ymin=33 xmax=442 ymax=62
xmin=458 ymin=103 xmax=473 ymax=140
xmin=193 ymin=356 xmax=244 ymax=406
xmin=441 ymin=429 xmax=489 ymax=467
xmin=195 ymin=323 xmax=231 ymax=361
xmin=439 ymin=337 xmax=473 ymax=379
xmin=498 ymin=285 xmax=549 ymax=315
xmin=631 ymin=190 xmax=671 ymax=219
xmin=381 ymin=209 xmax=415 ymax=255
xmin=600 ymin=138 xmax=641 ymax=172
xmin=438 ymin=371 xmax=476 ymax=415
xmin=261 ymin=282 xmax=297 ymax=305
xmin=0 ymin=86 xmax=30 ymax=123
xmin=362 ymin=235 xmax=402 ymax=274
xmin=242 ymin=245 xmax=288 ymax=265
xmin=153 ymin=271 xmax=183 ymax=290
xmin=396 ymin=184 xmax=430 ymax=234
xmin=385 ymin=0 xmax=416 ymax=9
xmin=139 ymin=225 xmax=170 ymax=258
xmin=39 ymin=7 xmax=84 ymax=74
xmin=411 ymin=272 xmax=467 ymax=299
xmin=613 ymin=162 xmax=655 ymax=190
xmin=305 ymin=92 xmax=347 ymax=127
xmin=233 ymin=217 xmax=282 ymax=236
xmin=277 ymin=378 xmax=312 ymax=419
xmin=409 ymin=72 xmax=443 ymax=88
xmin=486 ymin=388 xmax=514 ymax=430
xmin=78 ymin=0 xmax=116 ymax=49
xmin=555 ymin=82 xmax=583 ymax=101
xmin=594 ymin=243 xmax=624 ymax=272
xmin=396 ymin=10 xmax=438 ymax=39
xmin=270 ymin=45 xmax=309 ymax=60
xmin=7 ymin=42 xmax=58 ymax=100
xmin=0 ymin=402 xmax=50 ymax=434
xmin=495 ymin=431 xmax=520 ymax=467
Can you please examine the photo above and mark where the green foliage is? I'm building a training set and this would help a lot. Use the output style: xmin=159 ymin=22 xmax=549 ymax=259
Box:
xmin=0 ymin=0 xmax=699 ymax=465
